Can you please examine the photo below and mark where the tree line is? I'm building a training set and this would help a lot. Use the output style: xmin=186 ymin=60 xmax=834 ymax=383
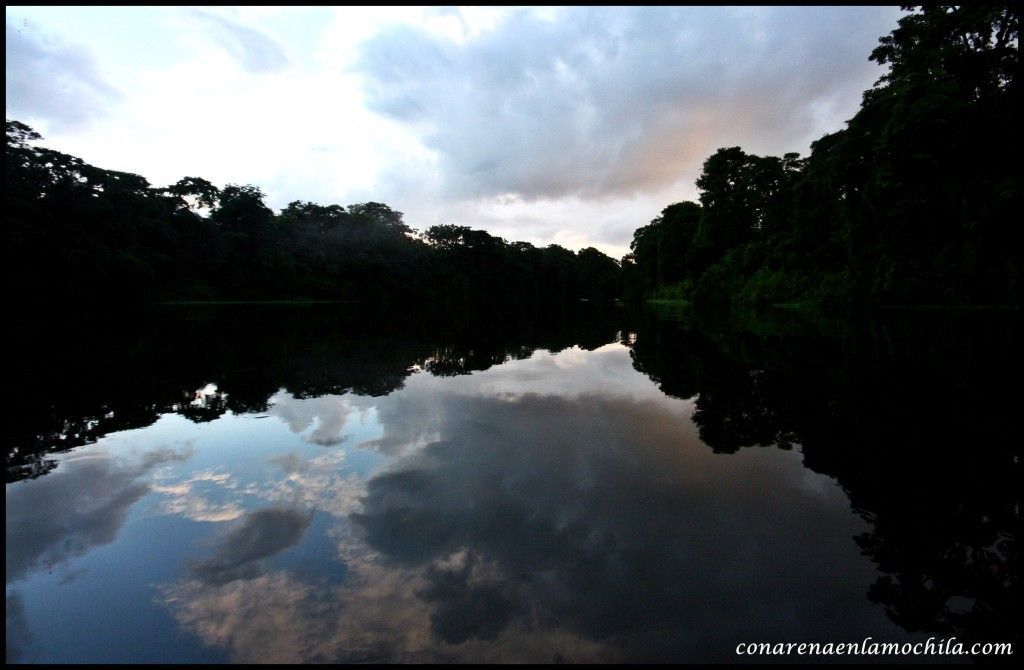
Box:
xmin=623 ymin=5 xmax=1020 ymax=308
xmin=6 ymin=122 xmax=622 ymax=308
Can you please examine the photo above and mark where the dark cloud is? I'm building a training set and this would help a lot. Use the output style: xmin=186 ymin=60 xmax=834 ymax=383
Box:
xmin=189 ymin=10 xmax=289 ymax=73
xmin=418 ymin=551 xmax=520 ymax=645
xmin=355 ymin=7 xmax=903 ymax=201
xmin=5 ymin=446 xmax=191 ymax=585
xmin=5 ymin=593 xmax=36 ymax=663
xmin=353 ymin=391 xmax=907 ymax=659
xmin=191 ymin=507 xmax=313 ymax=584
xmin=4 ymin=19 xmax=121 ymax=130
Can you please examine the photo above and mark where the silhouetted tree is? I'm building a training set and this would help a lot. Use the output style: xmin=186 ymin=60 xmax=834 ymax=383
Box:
xmin=625 ymin=5 xmax=1020 ymax=308
xmin=6 ymin=120 xmax=621 ymax=307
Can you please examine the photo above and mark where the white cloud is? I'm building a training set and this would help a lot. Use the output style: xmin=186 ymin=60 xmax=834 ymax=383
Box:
xmin=186 ymin=9 xmax=289 ymax=73
xmin=154 ymin=470 xmax=244 ymax=522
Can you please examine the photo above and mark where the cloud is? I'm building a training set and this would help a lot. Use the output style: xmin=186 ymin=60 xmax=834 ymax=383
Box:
xmin=359 ymin=344 xmax=670 ymax=456
xmin=4 ymin=19 xmax=121 ymax=130
xmin=6 ymin=593 xmax=37 ymax=663
xmin=161 ymin=559 xmax=616 ymax=663
xmin=160 ymin=376 xmax=908 ymax=661
xmin=190 ymin=507 xmax=313 ymax=584
xmin=187 ymin=10 xmax=289 ymax=73
xmin=269 ymin=392 xmax=356 ymax=446
xmin=354 ymin=6 xmax=902 ymax=201
xmin=269 ymin=452 xmax=308 ymax=475
xmin=156 ymin=490 xmax=244 ymax=523
xmin=259 ymin=450 xmax=365 ymax=518
xmin=163 ymin=573 xmax=336 ymax=663
xmin=417 ymin=550 xmax=519 ymax=645
xmin=5 ymin=446 xmax=191 ymax=584
xmin=153 ymin=469 xmax=244 ymax=523
xmin=351 ymin=391 xmax=897 ymax=659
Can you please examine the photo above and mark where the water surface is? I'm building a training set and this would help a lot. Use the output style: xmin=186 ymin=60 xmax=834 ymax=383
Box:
xmin=6 ymin=305 xmax=1019 ymax=662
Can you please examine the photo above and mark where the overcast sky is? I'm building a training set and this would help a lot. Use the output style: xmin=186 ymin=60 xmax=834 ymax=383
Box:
xmin=5 ymin=6 xmax=903 ymax=258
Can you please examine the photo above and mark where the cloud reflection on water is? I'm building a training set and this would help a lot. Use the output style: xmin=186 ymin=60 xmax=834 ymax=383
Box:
xmin=160 ymin=347 xmax=899 ymax=661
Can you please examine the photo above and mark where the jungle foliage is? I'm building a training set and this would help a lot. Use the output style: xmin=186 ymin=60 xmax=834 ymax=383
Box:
xmin=623 ymin=6 xmax=1020 ymax=308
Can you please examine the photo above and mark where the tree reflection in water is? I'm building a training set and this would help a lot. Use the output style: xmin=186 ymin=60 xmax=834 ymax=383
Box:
xmin=6 ymin=303 xmax=1019 ymax=661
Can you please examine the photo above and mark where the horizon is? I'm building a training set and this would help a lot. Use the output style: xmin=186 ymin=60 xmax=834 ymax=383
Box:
xmin=5 ymin=6 xmax=905 ymax=259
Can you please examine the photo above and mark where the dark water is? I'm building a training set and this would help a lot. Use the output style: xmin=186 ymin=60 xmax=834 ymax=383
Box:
xmin=6 ymin=304 xmax=1020 ymax=663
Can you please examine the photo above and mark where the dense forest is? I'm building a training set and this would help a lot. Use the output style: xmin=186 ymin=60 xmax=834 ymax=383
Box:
xmin=5 ymin=122 xmax=621 ymax=308
xmin=624 ymin=5 xmax=1020 ymax=308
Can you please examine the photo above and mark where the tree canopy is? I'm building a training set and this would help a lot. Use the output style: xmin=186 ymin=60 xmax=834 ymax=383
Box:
xmin=6 ymin=122 xmax=622 ymax=309
xmin=624 ymin=5 xmax=1020 ymax=308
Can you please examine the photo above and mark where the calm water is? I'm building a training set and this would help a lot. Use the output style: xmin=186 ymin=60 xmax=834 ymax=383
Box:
xmin=6 ymin=305 xmax=1020 ymax=663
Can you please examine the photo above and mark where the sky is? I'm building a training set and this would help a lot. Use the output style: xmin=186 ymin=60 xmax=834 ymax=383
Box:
xmin=5 ymin=6 xmax=904 ymax=259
